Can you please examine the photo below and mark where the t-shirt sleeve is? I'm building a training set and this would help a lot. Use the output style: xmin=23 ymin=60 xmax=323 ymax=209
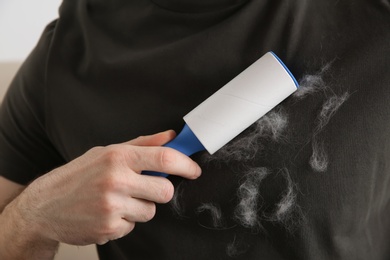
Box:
xmin=0 ymin=20 xmax=65 ymax=185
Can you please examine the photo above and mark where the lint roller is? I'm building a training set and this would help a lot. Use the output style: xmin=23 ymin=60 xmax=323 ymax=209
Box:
xmin=145 ymin=51 xmax=299 ymax=177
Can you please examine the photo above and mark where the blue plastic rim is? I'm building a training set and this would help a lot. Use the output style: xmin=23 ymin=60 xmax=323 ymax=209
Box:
xmin=142 ymin=124 xmax=205 ymax=177
xmin=269 ymin=51 xmax=299 ymax=88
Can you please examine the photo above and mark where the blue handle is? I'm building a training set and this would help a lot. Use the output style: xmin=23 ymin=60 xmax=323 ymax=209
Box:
xmin=142 ymin=124 xmax=205 ymax=177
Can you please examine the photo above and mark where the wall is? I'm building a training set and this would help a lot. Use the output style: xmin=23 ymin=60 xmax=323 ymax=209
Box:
xmin=0 ymin=0 xmax=60 ymax=61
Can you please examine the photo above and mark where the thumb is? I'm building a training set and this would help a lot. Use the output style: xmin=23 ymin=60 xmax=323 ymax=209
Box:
xmin=125 ymin=130 xmax=176 ymax=146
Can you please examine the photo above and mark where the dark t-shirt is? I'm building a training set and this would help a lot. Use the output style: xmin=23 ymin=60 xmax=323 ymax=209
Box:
xmin=1 ymin=0 xmax=389 ymax=259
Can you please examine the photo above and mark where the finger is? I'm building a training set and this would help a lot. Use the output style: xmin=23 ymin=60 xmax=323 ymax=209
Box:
xmin=122 ymin=197 xmax=156 ymax=223
xmin=127 ymin=174 xmax=174 ymax=203
xmin=97 ymin=219 xmax=135 ymax=245
xmin=126 ymin=146 xmax=201 ymax=179
xmin=125 ymin=130 xmax=176 ymax=146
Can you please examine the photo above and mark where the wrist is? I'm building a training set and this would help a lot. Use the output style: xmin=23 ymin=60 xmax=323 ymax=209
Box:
xmin=0 ymin=191 xmax=59 ymax=259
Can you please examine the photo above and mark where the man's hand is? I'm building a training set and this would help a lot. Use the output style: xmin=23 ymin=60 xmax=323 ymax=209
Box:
xmin=8 ymin=130 xmax=201 ymax=248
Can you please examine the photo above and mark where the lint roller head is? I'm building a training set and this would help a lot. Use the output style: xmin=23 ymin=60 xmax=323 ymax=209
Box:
xmin=144 ymin=51 xmax=299 ymax=177
xmin=184 ymin=51 xmax=298 ymax=154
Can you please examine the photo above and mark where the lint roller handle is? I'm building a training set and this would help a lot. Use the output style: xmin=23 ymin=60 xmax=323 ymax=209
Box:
xmin=142 ymin=124 xmax=205 ymax=177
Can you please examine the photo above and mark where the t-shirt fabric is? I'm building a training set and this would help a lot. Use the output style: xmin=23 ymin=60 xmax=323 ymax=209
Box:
xmin=0 ymin=0 xmax=389 ymax=259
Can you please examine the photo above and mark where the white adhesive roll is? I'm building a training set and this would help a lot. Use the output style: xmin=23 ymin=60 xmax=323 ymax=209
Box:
xmin=183 ymin=52 xmax=298 ymax=154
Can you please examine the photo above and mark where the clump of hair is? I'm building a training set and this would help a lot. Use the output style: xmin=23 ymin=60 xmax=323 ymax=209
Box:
xmin=272 ymin=169 xmax=297 ymax=221
xmin=234 ymin=167 xmax=269 ymax=230
xmin=265 ymin=169 xmax=304 ymax=233
xmin=315 ymin=92 xmax=350 ymax=132
xmin=309 ymin=138 xmax=328 ymax=172
xmin=310 ymin=92 xmax=350 ymax=172
xmin=196 ymin=203 xmax=224 ymax=229
xmin=293 ymin=63 xmax=332 ymax=100
xmin=169 ymin=181 xmax=186 ymax=218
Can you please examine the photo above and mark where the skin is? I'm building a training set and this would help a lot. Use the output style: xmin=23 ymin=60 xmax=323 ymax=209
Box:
xmin=0 ymin=130 xmax=201 ymax=260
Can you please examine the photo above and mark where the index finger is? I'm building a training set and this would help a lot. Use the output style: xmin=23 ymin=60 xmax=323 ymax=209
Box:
xmin=126 ymin=146 xmax=202 ymax=180
xmin=125 ymin=130 xmax=176 ymax=147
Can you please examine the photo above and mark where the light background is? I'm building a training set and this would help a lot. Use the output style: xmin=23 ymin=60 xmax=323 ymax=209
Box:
xmin=0 ymin=0 xmax=61 ymax=61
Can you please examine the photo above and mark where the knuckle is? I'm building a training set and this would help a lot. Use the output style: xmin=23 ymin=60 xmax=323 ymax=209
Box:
xmin=98 ymin=196 xmax=119 ymax=215
xmin=99 ymin=220 xmax=120 ymax=238
xmin=126 ymin=148 xmax=142 ymax=167
xmin=158 ymin=149 xmax=176 ymax=171
xmin=102 ymin=145 xmax=125 ymax=166
xmin=158 ymin=180 xmax=174 ymax=203
xmin=139 ymin=203 xmax=156 ymax=222
xmin=97 ymin=174 xmax=120 ymax=193
xmin=88 ymin=145 xmax=104 ymax=154
xmin=132 ymin=135 xmax=146 ymax=143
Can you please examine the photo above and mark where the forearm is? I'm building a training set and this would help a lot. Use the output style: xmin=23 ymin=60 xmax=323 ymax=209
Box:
xmin=0 ymin=195 xmax=59 ymax=260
